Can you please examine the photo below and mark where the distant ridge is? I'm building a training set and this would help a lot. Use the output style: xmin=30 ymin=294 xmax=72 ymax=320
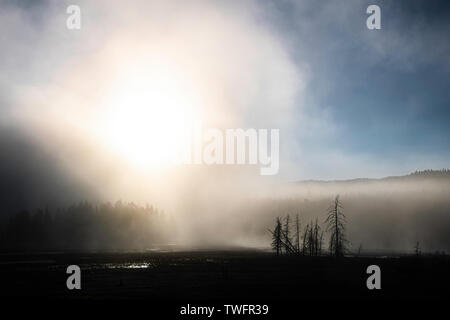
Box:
xmin=294 ymin=169 xmax=450 ymax=184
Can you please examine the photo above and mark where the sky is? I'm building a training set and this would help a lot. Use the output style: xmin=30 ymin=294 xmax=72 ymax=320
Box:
xmin=276 ymin=0 xmax=450 ymax=179
xmin=0 ymin=0 xmax=450 ymax=211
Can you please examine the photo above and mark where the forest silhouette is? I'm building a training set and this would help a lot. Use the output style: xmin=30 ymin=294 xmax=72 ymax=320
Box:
xmin=2 ymin=170 xmax=450 ymax=254
xmin=0 ymin=201 xmax=170 ymax=251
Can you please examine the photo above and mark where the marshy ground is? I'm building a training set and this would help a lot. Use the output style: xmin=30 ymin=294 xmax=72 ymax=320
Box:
xmin=1 ymin=249 xmax=448 ymax=302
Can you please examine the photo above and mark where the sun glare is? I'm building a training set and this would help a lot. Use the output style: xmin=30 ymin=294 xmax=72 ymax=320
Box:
xmin=102 ymin=60 xmax=199 ymax=170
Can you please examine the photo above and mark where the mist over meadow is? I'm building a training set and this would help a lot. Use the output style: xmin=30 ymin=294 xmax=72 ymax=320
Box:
xmin=173 ymin=170 xmax=450 ymax=253
xmin=0 ymin=1 xmax=449 ymax=255
xmin=2 ymin=158 xmax=450 ymax=253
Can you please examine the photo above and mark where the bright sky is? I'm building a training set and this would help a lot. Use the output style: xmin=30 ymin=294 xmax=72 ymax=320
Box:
xmin=0 ymin=0 xmax=449 ymax=185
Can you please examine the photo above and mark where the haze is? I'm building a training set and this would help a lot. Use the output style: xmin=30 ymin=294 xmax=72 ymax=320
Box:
xmin=1 ymin=0 xmax=449 ymax=253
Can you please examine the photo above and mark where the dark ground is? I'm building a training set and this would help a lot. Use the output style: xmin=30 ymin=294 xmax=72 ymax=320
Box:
xmin=1 ymin=250 xmax=449 ymax=316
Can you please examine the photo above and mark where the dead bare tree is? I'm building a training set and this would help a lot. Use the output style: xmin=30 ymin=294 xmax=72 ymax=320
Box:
xmin=283 ymin=215 xmax=291 ymax=254
xmin=268 ymin=215 xmax=297 ymax=255
xmin=302 ymin=222 xmax=309 ymax=255
xmin=325 ymin=195 xmax=348 ymax=258
xmin=268 ymin=213 xmax=325 ymax=257
xmin=294 ymin=214 xmax=301 ymax=254
xmin=308 ymin=222 xmax=315 ymax=256
xmin=313 ymin=219 xmax=321 ymax=256
xmin=318 ymin=230 xmax=324 ymax=256
xmin=300 ymin=219 xmax=321 ymax=256
xmin=270 ymin=217 xmax=282 ymax=255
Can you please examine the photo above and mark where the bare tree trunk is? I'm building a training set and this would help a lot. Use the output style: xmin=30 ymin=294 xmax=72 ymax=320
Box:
xmin=302 ymin=223 xmax=308 ymax=256
xmin=295 ymin=214 xmax=300 ymax=254
xmin=334 ymin=197 xmax=339 ymax=257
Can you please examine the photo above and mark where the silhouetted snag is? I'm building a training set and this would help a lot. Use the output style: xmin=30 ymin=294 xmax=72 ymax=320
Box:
xmin=283 ymin=215 xmax=291 ymax=254
xmin=307 ymin=222 xmax=314 ymax=256
xmin=325 ymin=195 xmax=348 ymax=258
xmin=269 ymin=209 xmax=344 ymax=258
xmin=318 ymin=230 xmax=324 ymax=256
xmin=302 ymin=222 xmax=309 ymax=255
xmin=269 ymin=215 xmax=297 ymax=255
xmin=294 ymin=214 xmax=301 ymax=254
xmin=301 ymin=219 xmax=322 ymax=256
xmin=270 ymin=217 xmax=283 ymax=255
xmin=313 ymin=219 xmax=321 ymax=256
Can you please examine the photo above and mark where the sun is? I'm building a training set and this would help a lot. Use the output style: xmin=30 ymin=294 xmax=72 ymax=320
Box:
xmin=102 ymin=60 xmax=199 ymax=170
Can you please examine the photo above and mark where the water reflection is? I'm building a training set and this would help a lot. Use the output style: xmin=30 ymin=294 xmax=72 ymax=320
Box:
xmin=87 ymin=262 xmax=156 ymax=269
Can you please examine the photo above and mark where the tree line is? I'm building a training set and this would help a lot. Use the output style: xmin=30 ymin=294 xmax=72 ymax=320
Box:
xmin=410 ymin=169 xmax=450 ymax=177
xmin=0 ymin=201 xmax=171 ymax=251
xmin=269 ymin=195 xmax=348 ymax=257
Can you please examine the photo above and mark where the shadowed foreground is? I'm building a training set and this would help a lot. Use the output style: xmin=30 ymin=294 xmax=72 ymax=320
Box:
xmin=1 ymin=250 xmax=449 ymax=302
